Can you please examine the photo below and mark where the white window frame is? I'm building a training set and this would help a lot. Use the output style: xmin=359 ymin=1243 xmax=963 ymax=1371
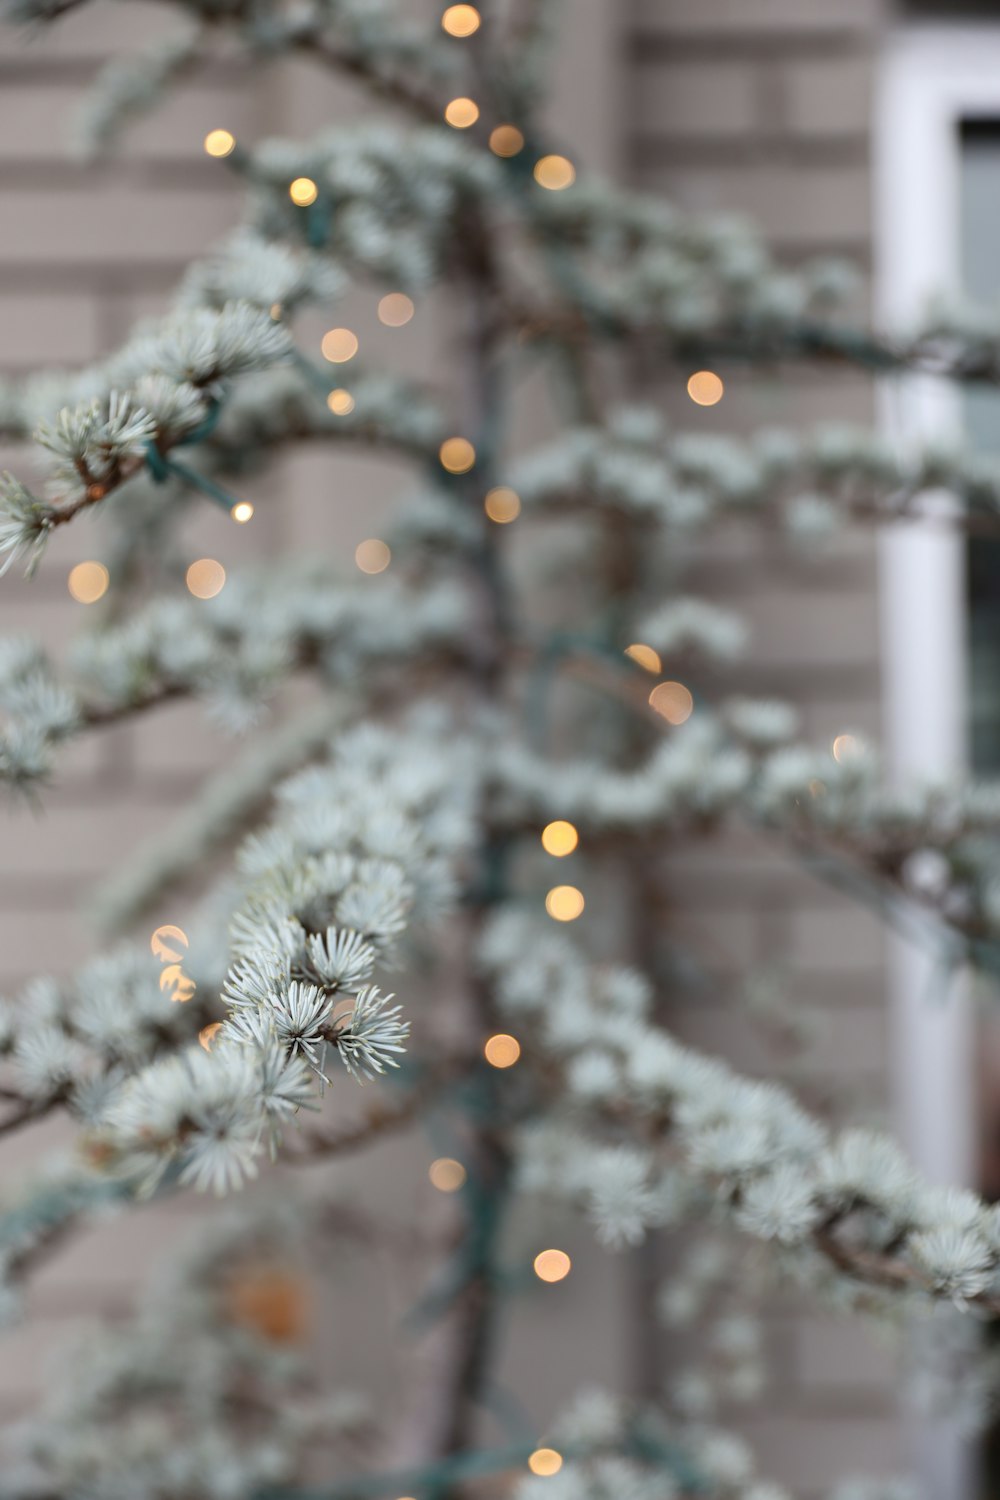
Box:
xmin=877 ymin=28 xmax=1000 ymax=1499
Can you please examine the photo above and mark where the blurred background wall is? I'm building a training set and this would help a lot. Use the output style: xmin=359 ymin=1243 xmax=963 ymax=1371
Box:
xmin=0 ymin=0 xmax=964 ymax=1494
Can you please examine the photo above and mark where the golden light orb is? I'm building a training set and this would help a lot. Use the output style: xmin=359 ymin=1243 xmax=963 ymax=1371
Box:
xmin=541 ymin=820 xmax=578 ymax=858
xmin=528 ymin=1449 xmax=564 ymax=1477
xmin=199 ymin=1022 xmax=223 ymax=1052
xmin=441 ymin=3 xmax=481 ymax=35
xmin=355 ymin=539 xmax=391 ymax=575
xmin=625 ymin=642 xmax=662 ymax=674
xmin=832 ymin=733 xmax=859 ymax=763
xmin=533 ymin=1249 xmax=571 ymax=1283
xmin=484 ymin=1033 xmax=521 ymax=1069
xmin=150 ymin=924 xmax=188 ymax=963
xmin=289 ymin=176 xmax=319 ymax=206
xmin=186 ymin=558 xmax=226 ymax=599
xmin=686 ymin=370 xmax=724 ymax=406
xmin=230 ymin=500 xmax=254 ymax=524
xmin=321 ymin=327 xmax=359 ymax=363
xmin=203 ymin=128 xmax=236 ymax=158
xmin=439 ymin=436 xmax=476 ymax=474
xmin=484 ymin=486 xmax=521 ymax=523
xmin=377 ymin=292 xmax=415 ymax=327
xmin=444 ymin=96 xmax=480 ymax=129
xmin=533 ymin=154 xmax=575 ymax=191
xmin=648 ymin=681 xmax=694 ymax=725
xmin=327 ymin=388 xmax=356 ymax=415
xmin=490 ymin=124 xmax=525 ymax=158
xmin=428 ymin=1157 xmax=467 ymax=1192
xmin=67 ymin=560 xmax=109 ymax=604
xmin=545 ymin=885 xmax=585 ymax=923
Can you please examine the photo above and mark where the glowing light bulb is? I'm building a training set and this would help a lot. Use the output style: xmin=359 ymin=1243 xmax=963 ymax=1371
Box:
xmin=545 ymin=885 xmax=584 ymax=922
xmin=321 ymin=327 xmax=358 ymax=363
xmin=625 ymin=643 xmax=662 ymax=674
xmin=484 ymin=486 xmax=521 ymax=523
xmin=150 ymin=925 xmax=188 ymax=962
xmin=533 ymin=154 xmax=575 ymax=191
xmin=687 ymin=370 xmax=724 ymax=406
xmin=445 ymin=96 xmax=480 ymax=129
xmin=327 ymin=388 xmax=355 ymax=415
xmin=441 ymin=3 xmax=480 ymax=35
xmin=355 ymin=539 xmax=391 ymax=574
xmin=490 ymin=124 xmax=525 ymax=158
xmin=378 ymin=292 xmax=415 ymax=327
xmin=289 ymin=177 xmax=318 ymax=206
xmin=484 ymin=1033 xmax=521 ymax=1068
xmin=528 ymin=1449 xmax=563 ymax=1477
xmin=541 ymin=821 xmax=578 ymax=857
xmin=230 ymin=500 xmax=254 ymax=524
xmin=648 ymin=681 xmax=693 ymax=725
xmin=439 ymin=436 xmax=476 ymax=474
xmin=203 ymin=128 xmax=236 ymax=158
xmin=67 ymin=561 xmax=109 ymax=603
xmin=186 ymin=558 xmax=226 ymax=599
xmin=533 ymin=1249 xmax=571 ymax=1283
xmin=429 ymin=1157 xmax=467 ymax=1192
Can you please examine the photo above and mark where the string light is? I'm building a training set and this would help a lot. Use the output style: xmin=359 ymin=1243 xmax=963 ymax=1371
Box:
xmin=441 ymin=3 xmax=481 ymax=35
xmin=528 ymin=1449 xmax=563 ymax=1477
xmin=355 ymin=539 xmax=391 ymax=574
xmin=377 ymin=292 xmax=415 ymax=327
xmin=289 ymin=177 xmax=318 ymax=206
xmin=150 ymin=925 xmax=188 ymax=962
xmin=67 ymin=561 xmax=109 ymax=603
xmin=832 ymin=733 xmax=859 ymax=763
xmin=203 ymin=128 xmax=236 ymax=158
xmin=199 ymin=1022 xmax=223 ymax=1052
xmin=327 ymin=389 xmax=355 ymax=415
xmin=687 ymin=370 xmax=724 ymax=406
xmin=648 ymin=681 xmax=693 ymax=725
xmin=186 ymin=558 xmax=226 ymax=599
xmin=439 ymin=436 xmax=476 ymax=474
xmin=541 ymin=820 xmax=578 ymax=857
xmin=230 ymin=500 xmax=254 ymax=524
xmin=428 ymin=1157 xmax=467 ymax=1192
xmin=444 ymin=96 xmax=480 ymax=129
xmin=321 ymin=327 xmax=358 ymax=363
xmin=533 ymin=1249 xmax=571 ymax=1283
xmin=545 ymin=885 xmax=584 ymax=922
xmin=533 ymin=155 xmax=575 ymax=191
xmin=625 ymin=642 xmax=661 ymax=674
xmin=484 ymin=1033 xmax=521 ymax=1068
xmin=489 ymin=124 xmax=525 ymax=158
xmin=484 ymin=486 xmax=520 ymax=523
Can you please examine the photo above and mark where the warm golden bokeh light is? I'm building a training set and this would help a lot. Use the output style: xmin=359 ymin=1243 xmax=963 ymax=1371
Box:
xmin=533 ymin=154 xmax=575 ymax=190
xmin=289 ymin=177 xmax=318 ymax=206
xmin=528 ymin=1449 xmax=563 ymax=1477
xmin=533 ymin=1249 xmax=571 ymax=1283
xmin=327 ymin=388 xmax=355 ymax=415
xmin=484 ymin=486 xmax=521 ymax=523
xmin=541 ymin=820 xmax=578 ymax=857
xmin=687 ymin=370 xmax=724 ymax=406
xmin=429 ymin=1157 xmax=467 ymax=1192
xmin=441 ymin=3 xmax=480 ymax=34
xmin=377 ymin=292 xmax=415 ymax=327
xmin=484 ymin=1033 xmax=521 ymax=1068
xmin=321 ymin=327 xmax=359 ymax=363
xmin=625 ymin=642 xmax=662 ymax=674
xmin=199 ymin=1022 xmax=223 ymax=1052
xmin=355 ymin=538 xmax=391 ymax=574
xmin=186 ymin=558 xmax=226 ymax=599
xmin=832 ymin=733 xmax=859 ymax=763
xmin=226 ymin=1268 xmax=309 ymax=1345
xmin=150 ymin=924 xmax=188 ymax=962
xmin=648 ymin=680 xmax=694 ymax=725
xmin=444 ymin=96 xmax=480 ymax=129
xmin=67 ymin=560 xmax=109 ymax=604
xmin=545 ymin=885 xmax=585 ymax=922
xmin=489 ymin=124 xmax=525 ymax=158
xmin=204 ymin=128 xmax=236 ymax=158
xmin=160 ymin=964 xmax=196 ymax=1003
xmin=439 ymin=436 xmax=476 ymax=474
xmin=230 ymin=500 xmax=254 ymax=524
